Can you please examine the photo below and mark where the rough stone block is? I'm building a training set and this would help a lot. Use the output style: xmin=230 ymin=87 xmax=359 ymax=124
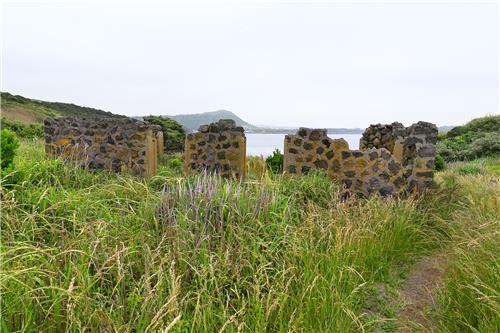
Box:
xmin=283 ymin=121 xmax=437 ymax=198
xmin=44 ymin=117 xmax=161 ymax=177
xmin=184 ymin=119 xmax=246 ymax=179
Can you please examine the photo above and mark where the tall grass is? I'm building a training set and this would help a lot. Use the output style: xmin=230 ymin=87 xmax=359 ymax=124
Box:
xmin=437 ymin=172 xmax=500 ymax=332
xmin=1 ymin=140 xmax=498 ymax=332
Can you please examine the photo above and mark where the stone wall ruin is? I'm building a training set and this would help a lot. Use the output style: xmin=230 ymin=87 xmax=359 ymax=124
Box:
xmin=360 ymin=121 xmax=438 ymax=191
xmin=44 ymin=117 xmax=162 ymax=177
xmin=284 ymin=122 xmax=438 ymax=197
xmin=184 ymin=119 xmax=246 ymax=179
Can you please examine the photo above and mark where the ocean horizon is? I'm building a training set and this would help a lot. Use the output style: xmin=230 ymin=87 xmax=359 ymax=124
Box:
xmin=246 ymin=133 xmax=362 ymax=156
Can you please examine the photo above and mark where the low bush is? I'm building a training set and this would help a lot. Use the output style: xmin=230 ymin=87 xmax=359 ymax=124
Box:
xmin=435 ymin=154 xmax=445 ymax=171
xmin=168 ymin=157 xmax=182 ymax=170
xmin=0 ymin=128 xmax=19 ymax=184
xmin=437 ymin=115 xmax=500 ymax=162
xmin=265 ymin=149 xmax=283 ymax=173
xmin=1 ymin=117 xmax=44 ymax=139
xmin=144 ymin=115 xmax=186 ymax=153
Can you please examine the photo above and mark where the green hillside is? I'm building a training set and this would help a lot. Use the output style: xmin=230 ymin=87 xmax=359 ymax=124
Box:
xmin=0 ymin=93 xmax=187 ymax=147
xmin=1 ymin=92 xmax=124 ymax=124
xmin=437 ymin=115 xmax=500 ymax=161
xmin=1 ymin=92 xmax=127 ymax=138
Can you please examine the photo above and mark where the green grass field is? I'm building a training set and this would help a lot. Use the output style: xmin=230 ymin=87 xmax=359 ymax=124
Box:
xmin=1 ymin=140 xmax=499 ymax=332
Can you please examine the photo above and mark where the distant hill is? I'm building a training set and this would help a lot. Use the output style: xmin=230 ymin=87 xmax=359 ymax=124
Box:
xmin=161 ymin=110 xmax=255 ymax=132
xmin=438 ymin=125 xmax=455 ymax=133
xmin=1 ymin=92 xmax=124 ymax=125
xmin=1 ymin=92 xmax=455 ymax=136
xmin=154 ymin=110 xmax=364 ymax=134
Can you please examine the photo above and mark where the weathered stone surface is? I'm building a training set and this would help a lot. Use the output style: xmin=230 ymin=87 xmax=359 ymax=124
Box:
xmin=360 ymin=122 xmax=406 ymax=152
xmin=341 ymin=151 xmax=351 ymax=159
xmin=185 ymin=119 xmax=246 ymax=179
xmin=303 ymin=142 xmax=313 ymax=150
xmin=44 ymin=117 xmax=161 ymax=177
xmin=388 ymin=160 xmax=401 ymax=175
xmin=283 ymin=121 xmax=437 ymax=198
xmin=417 ymin=146 xmax=436 ymax=158
xmin=314 ymin=159 xmax=328 ymax=170
xmin=331 ymin=159 xmax=341 ymax=172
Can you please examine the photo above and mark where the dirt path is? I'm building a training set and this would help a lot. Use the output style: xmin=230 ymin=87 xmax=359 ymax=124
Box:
xmin=395 ymin=251 xmax=449 ymax=332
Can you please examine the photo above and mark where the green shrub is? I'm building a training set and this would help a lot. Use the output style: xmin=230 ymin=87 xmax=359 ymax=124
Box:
xmin=144 ymin=115 xmax=186 ymax=153
xmin=265 ymin=149 xmax=284 ymax=173
xmin=168 ymin=157 xmax=182 ymax=170
xmin=437 ymin=115 xmax=500 ymax=162
xmin=1 ymin=117 xmax=44 ymax=139
xmin=0 ymin=128 xmax=20 ymax=183
xmin=434 ymin=154 xmax=445 ymax=171
xmin=446 ymin=125 xmax=468 ymax=138
xmin=466 ymin=133 xmax=500 ymax=159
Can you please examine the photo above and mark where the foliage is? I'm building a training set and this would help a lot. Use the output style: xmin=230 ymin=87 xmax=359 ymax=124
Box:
xmin=1 ymin=139 xmax=499 ymax=332
xmin=483 ymin=158 xmax=500 ymax=176
xmin=434 ymin=154 xmax=445 ymax=171
xmin=265 ymin=149 xmax=284 ymax=173
xmin=437 ymin=115 xmax=500 ymax=162
xmin=1 ymin=91 xmax=123 ymax=119
xmin=446 ymin=158 xmax=500 ymax=177
xmin=1 ymin=117 xmax=44 ymax=138
xmin=0 ymin=140 xmax=438 ymax=331
xmin=0 ymin=129 xmax=20 ymax=184
xmin=0 ymin=129 xmax=19 ymax=170
xmin=437 ymin=173 xmax=500 ymax=332
xmin=168 ymin=157 xmax=182 ymax=170
xmin=455 ymin=164 xmax=484 ymax=176
xmin=144 ymin=115 xmax=186 ymax=153
xmin=447 ymin=115 xmax=500 ymax=138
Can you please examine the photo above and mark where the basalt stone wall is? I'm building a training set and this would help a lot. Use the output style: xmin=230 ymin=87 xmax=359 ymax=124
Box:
xmin=184 ymin=119 xmax=246 ymax=179
xmin=284 ymin=121 xmax=438 ymax=197
xmin=402 ymin=122 xmax=438 ymax=191
xmin=359 ymin=122 xmax=407 ymax=153
xmin=44 ymin=117 xmax=161 ymax=177
xmin=284 ymin=128 xmax=406 ymax=197
xmin=152 ymin=127 xmax=164 ymax=156
xmin=360 ymin=121 xmax=438 ymax=191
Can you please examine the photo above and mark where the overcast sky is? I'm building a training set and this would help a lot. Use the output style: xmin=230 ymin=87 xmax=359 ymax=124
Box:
xmin=1 ymin=0 xmax=498 ymax=128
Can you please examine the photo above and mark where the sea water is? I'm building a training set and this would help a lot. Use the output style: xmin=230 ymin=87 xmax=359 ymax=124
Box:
xmin=246 ymin=133 xmax=362 ymax=156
